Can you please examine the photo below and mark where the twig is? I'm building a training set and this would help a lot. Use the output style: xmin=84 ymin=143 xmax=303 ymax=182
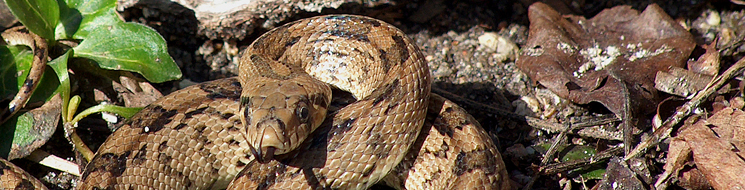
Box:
xmin=540 ymin=146 xmax=624 ymax=175
xmin=26 ymin=149 xmax=80 ymax=176
xmin=541 ymin=123 xmax=572 ymax=166
xmin=523 ymin=121 xmax=573 ymax=190
xmin=607 ymin=72 xmax=633 ymax=155
xmin=522 ymin=116 xmax=621 ymax=190
xmin=432 ymin=87 xmax=622 ymax=140
xmin=625 ymin=56 xmax=745 ymax=160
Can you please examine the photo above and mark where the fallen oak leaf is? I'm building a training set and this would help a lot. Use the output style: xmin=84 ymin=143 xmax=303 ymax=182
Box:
xmin=517 ymin=2 xmax=695 ymax=121
xmin=654 ymin=67 xmax=713 ymax=98
xmin=701 ymin=107 xmax=745 ymax=159
xmin=655 ymin=136 xmax=693 ymax=188
xmin=688 ymin=39 xmax=720 ymax=76
xmin=626 ymin=56 xmax=745 ymax=161
xmin=674 ymin=107 xmax=745 ymax=189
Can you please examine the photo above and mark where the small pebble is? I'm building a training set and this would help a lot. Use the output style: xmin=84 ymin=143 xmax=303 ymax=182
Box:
xmin=478 ymin=32 xmax=518 ymax=62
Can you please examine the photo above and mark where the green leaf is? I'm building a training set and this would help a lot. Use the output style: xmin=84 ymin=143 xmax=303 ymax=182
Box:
xmin=0 ymin=94 xmax=61 ymax=159
xmin=0 ymin=111 xmax=35 ymax=159
xmin=559 ymin=145 xmax=596 ymax=162
xmin=0 ymin=47 xmax=64 ymax=155
xmin=73 ymin=22 xmax=182 ymax=83
xmin=4 ymin=0 xmax=60 ymax=41
xmin=48 ymin=50 xmax=70 ymax=121
xmin=55 ymin=0 xmax=120 ymax=39
xmin=72 ymin=8 xmax=119 ymax=39
xmin=0 ymin=45 xmax=62 ymax=107
xmin=62 ymin=0 xmax=114 ymax=14
xmin=54 ymin=0 xmax=82 ymax=39
xmin=556 ymin=145 xmax=606 ymax=180
xmin=579 ymin=167 xmax=606 ymax=180
xmin=70 ymin=104 xmax=142 ymax=125
xmin=0 ymin=46 xmax=33 ymax=100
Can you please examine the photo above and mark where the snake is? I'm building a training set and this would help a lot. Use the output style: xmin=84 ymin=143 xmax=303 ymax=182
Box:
xmin=1 ymin=15 xmax=509 ymax=189
xmin=0 ymin=26 xmax=48 ymax=125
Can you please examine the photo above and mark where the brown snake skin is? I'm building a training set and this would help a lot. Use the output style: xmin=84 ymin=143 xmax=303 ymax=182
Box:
xmin=2 ymin=15 xmax=509 ymax=189
xmin=236 ymin=14 xmax=431 ymax=189
xmin=1 ymin=158 xmax=47 ymax=189
xmin=0 ymin=26 xmax=48 ymax=125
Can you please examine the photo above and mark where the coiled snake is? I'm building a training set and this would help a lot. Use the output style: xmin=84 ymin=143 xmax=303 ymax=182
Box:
xmin=1 ymin=15 xmax=509 ymax=189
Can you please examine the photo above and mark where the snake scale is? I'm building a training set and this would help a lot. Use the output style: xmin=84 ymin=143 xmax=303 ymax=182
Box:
xmin=0 ymin=26 xmax=48 ymax=125
xmin=1 ymin=15 xmax=509 ymax=189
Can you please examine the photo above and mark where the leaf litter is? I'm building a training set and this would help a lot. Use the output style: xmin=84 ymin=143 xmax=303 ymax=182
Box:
xmin=517 ymin=2 xmax=695 ymax=119
xmin=515 ymin=2 xmax=745 ymax=189
xmin=658 ymin=107 xmax=745 ymax=189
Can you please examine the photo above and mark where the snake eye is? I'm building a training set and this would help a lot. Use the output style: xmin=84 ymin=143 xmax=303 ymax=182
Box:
xmin=296 ymin=102 xmax=309 ymax=122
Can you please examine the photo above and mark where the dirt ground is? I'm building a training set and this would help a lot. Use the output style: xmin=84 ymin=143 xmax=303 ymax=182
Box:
xmin=10 ymin=0 xmax=745 ymax=189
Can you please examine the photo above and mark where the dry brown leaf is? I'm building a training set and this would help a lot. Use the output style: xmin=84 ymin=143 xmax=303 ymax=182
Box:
xmin=517 ymin=2 xmax=695 ymax=116
xmin=654 ymin=67 xmax=713 ymax=98
xmin=731 ymin=97 xmax=745 ymax=110
xmin=702 ymin=108 xmax=745 ymax=159
xmin=596 ymin=157 xmax=646 ymax=190
xmin=664 ymin=138 xmax=691 ymax=175
xmin=657 ymin=136 xmax=693 ymax=188
xmin=688 ymin=39 xmax=720 ymax=76
xmin=112 ymin=75 xmax=163 ymax=107
xmin=676 ymin=107 xmax=745 ymax=189
xmin=678 ymin=167 xmax=710 ymax=190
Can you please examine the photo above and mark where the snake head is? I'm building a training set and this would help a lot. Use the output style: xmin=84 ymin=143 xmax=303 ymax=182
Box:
xmin=240 ymin=79 xmax=331 ymax=163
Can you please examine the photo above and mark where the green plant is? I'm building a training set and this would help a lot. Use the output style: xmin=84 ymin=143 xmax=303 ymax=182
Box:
xmin=0 ymin=0 xmax=181 ymax=162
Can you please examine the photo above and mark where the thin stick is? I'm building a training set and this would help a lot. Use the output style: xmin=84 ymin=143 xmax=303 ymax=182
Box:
xmin=523 ymin=122 xmax=573 ymax=190
xmin=540 ymin=146 xmax=624 ymax=174
xmin=432 ymin=87 xmax=622 ymax=140
xmin=523 ymin=116 xmax=621 ymax=190
xmin=625 ymin=56 xmax=745 ymax=160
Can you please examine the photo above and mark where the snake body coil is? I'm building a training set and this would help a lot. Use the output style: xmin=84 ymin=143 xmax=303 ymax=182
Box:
xmin=2 ymin=15 xmax=509 ymax=189
xmin=234 ymin=15 xmax=431 ymax=189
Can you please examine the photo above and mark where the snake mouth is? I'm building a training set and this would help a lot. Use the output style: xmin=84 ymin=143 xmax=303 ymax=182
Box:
xmin=249 ymin=123 xmax=285 ymax=163
xmin=249 ymin=145 xmax=276 ymax=163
